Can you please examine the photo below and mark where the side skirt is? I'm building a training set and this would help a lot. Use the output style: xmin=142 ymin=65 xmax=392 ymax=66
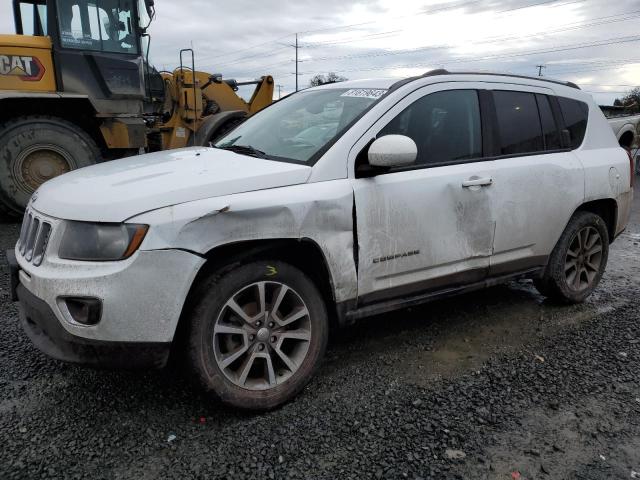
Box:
xmin=342 ymin=267 xmax=542 ymax=323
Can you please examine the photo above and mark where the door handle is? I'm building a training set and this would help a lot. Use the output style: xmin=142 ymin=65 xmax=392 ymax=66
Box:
xmin=462 ymin=177 xmax=493 ymax=188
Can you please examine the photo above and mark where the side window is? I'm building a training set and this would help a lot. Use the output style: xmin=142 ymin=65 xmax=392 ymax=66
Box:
xmin=58 ymin=1 xmax=99 ymax=49
xmin=17 ymin=2 xmax=47 ymax=35
xmin=57 ymin=0 xmax=138 ymax=54
xmin=494 ymin=91 xmax=544 ymax=155
xmin=558 ymin=97 xmax=589 ymax=149
xmin=379 ymin=90 xmax=482 ymax=166
xmin=536 ymin=94 xmax=561 ymax=150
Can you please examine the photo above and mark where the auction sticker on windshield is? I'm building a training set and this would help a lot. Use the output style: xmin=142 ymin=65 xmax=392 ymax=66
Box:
xmin=340 ymin=88 xmax=387 ymax=99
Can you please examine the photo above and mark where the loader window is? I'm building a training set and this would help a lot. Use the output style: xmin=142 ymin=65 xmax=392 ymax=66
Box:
xmin=16 ymin=1 xmax=47 ymax=36
xmin=57 ymin=0 xmax=138 ymax=54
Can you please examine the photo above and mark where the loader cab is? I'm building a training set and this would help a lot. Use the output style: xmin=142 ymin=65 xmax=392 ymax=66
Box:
xmin=12 ymin=0 xmax=149 ymax=113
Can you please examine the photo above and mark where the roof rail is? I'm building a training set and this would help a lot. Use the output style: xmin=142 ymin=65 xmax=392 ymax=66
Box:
xmin=388 ymin=69 xmax=448 ymax=91
xmin=389 ymin=69 xmax=580 ymax=91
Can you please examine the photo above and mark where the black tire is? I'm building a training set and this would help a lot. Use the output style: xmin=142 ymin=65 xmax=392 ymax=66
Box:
xmin=187 ymin=260 xmax=328 ymax=410
xmin=0 ymin=116 xmax=101 ymax=216
xmin=534 ymin=211 xmax=609 ymax=304
xmin=207 ymin=118 xmax=244 ymax=144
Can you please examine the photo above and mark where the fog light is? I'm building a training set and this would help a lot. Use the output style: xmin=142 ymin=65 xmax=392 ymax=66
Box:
xmin=63 ymin=297 xmax=102 ymax=325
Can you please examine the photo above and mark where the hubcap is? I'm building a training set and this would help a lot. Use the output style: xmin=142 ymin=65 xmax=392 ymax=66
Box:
xmin=212 ymin=281 xmax=312 ymax=390
xmin=12 ymin=144 xmax=74 ymax=195
xmin=256 ymin=327 xmax=270 ymax=342
xmin=565 ymin=226 xmax=603 ymax=291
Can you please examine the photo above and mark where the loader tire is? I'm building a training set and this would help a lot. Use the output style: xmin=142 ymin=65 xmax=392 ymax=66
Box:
xmin=207 ymin=118 xmax=244 ymax=144
xmin=0 ymin=116 xmax=101 ymax=217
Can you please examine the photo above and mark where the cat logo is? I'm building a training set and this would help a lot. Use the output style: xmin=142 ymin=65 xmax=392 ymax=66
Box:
xmin=0 ymin=55 xmax=45 ymax=82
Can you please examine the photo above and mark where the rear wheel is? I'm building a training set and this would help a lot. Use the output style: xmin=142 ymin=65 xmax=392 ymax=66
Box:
xmin=0 ymin=116 xmax=101 ymax=216
xmin=187 ymin=260 xmax=328 ymax=410
xmin=534 ymin=211 xmax=609 ymax=303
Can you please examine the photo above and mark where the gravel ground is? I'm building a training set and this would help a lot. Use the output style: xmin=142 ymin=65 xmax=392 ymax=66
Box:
xmin=0 ymin=184 xmax=639 ymax=480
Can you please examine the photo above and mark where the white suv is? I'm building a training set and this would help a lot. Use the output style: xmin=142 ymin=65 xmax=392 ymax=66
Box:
xmin=7 ymin=70 xmax=634 ymax=409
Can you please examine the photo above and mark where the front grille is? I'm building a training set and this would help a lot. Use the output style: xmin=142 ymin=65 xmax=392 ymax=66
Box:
xmin=17 ymin=209 xmax=52 ymax=266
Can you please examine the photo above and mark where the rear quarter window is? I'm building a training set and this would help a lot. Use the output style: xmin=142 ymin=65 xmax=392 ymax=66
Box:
xmin=558 ymin=97 xmax=589 ymax=149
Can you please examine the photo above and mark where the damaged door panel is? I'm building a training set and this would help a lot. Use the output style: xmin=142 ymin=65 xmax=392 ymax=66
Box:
xmin=353 ymin=163 xmax=495 ymax=303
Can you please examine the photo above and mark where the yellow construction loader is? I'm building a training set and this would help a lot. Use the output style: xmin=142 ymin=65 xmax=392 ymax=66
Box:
xmin=0 ymin=0 xmax=274 ymax=215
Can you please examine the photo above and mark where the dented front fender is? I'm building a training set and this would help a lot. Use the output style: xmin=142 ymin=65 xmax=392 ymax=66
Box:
xmin=130 ymin=180 xmax=358 ymax=302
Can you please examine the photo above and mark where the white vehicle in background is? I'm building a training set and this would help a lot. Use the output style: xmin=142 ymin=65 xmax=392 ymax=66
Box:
xmin=608 ymin=114 xmax=640 ymax=150
xmin=601 ymin=105 xmax=640 ymax=152
xmin=7 ymin=70 xmax=634 ymax=410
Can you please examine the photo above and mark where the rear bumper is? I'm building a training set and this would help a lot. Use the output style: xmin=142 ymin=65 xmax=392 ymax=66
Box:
xmin=17 ymin=283 xmax=170 ymax=369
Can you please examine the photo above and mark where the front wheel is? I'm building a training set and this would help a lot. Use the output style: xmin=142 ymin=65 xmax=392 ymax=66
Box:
xmin=187 ymin=261 xmax=328 ymax=410
xmin=534 ymin=211 xmax=609 ymax=304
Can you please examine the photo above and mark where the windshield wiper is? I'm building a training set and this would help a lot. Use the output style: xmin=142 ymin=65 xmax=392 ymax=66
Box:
xmin=217 ymin=144 xmax=269 ymax=159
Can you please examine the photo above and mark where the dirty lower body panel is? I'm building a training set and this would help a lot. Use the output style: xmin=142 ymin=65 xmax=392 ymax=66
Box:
xmin=17 ymin=284 xmax=170 ymax=369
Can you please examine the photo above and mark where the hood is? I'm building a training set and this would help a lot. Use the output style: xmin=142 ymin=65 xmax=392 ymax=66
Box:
xmin=33 ymin=147 xmax=312 ymax=222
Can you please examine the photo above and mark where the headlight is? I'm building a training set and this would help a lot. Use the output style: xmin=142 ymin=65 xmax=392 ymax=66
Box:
xmin=59 ymin=222 xmax=148 ymax=261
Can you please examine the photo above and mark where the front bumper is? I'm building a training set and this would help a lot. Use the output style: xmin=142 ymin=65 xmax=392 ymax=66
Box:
xmin=17 ymin=283 xmax=170 ymax=368
xmin=15 ymin=248 xmax=204 ymax=343
xmin=7 ymin=249 xmax=19 ymax=301
xmin=9 ymin=243 xmax=205 ymax=367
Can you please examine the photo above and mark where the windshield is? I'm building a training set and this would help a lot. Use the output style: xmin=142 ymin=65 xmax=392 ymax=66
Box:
xmin=214 ymin=88 xmax=386 ymax=164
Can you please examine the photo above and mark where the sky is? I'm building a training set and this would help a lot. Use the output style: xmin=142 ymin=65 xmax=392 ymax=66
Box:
xmin=2 ymin=0 xmax=639 ymax=105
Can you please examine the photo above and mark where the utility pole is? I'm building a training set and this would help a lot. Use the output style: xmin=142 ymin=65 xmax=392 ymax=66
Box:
xmin=276 ymin=84 xmax=283 ymax=99
xmin=282 ymin=34 xmax=301 ymax=91
xmin=295 ymin=33 xmax=299 ymax=92
xmin=536 ymin=65 xmax=546 ymax=77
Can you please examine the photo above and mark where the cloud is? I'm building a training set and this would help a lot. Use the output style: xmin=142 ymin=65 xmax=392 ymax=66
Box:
xmin=0 ymin=0 xmax=638 ymax=104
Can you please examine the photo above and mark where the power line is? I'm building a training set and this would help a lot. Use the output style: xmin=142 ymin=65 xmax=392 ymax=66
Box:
xmin=297 ymin=0 xmax=576 ymax=36
xmin=295 ymin=34 xmax=300 ymax=91
xmin=205 ymin=10 xmax=640 ymax=86
xmin=300 ymin=9 xmax=640 ymax=55
xmin=297 ymin=0 xmax=485 ymax=35
xmin=176 ymin=2 xmax=639 ymax=94
xmin=185 ymin=0 xmax=582 ymax=68
xmin=193 ymin=34 xmax=293 ymax=62
xmin=545 ymin=58 xmax=640 ymax=75
xmin=584 ymin=90 xmax=632 ymax=94
xmin=208 ymin=46 xmax=291 ymax=68
xmin=241 ymin=49 xmax=640 ymax=86
xmin=291 ymin=35 xmax=640 ymax=76
xmin=300 ymin=14 xmax=640 ymax=64
xmin=300 ymin=30 xmax=402 ymax=48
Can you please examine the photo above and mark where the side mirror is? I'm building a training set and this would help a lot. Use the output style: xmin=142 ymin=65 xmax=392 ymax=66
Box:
xmin=368 ymin=135 xmax=417 ymax=168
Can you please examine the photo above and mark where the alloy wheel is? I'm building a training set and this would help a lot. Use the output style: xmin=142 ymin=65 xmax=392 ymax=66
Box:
xmin=213 ymin=281 xmax=312 ymax=390
xmin=565 ymin=226 xmax=603 ymax=291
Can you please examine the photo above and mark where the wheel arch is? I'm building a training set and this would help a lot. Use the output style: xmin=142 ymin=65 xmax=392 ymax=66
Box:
xmin=618 ymin=129 xmax=635 ymax=150
xmin=172 ymin=238 xmax=340 ymax=355
xmin=0 ymin=95 xmax=105 ymax=151
xmin=574 ymin=198 xmax=618 ymax=243
xmin=193 ymin=110 xmax=247 ymax=146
